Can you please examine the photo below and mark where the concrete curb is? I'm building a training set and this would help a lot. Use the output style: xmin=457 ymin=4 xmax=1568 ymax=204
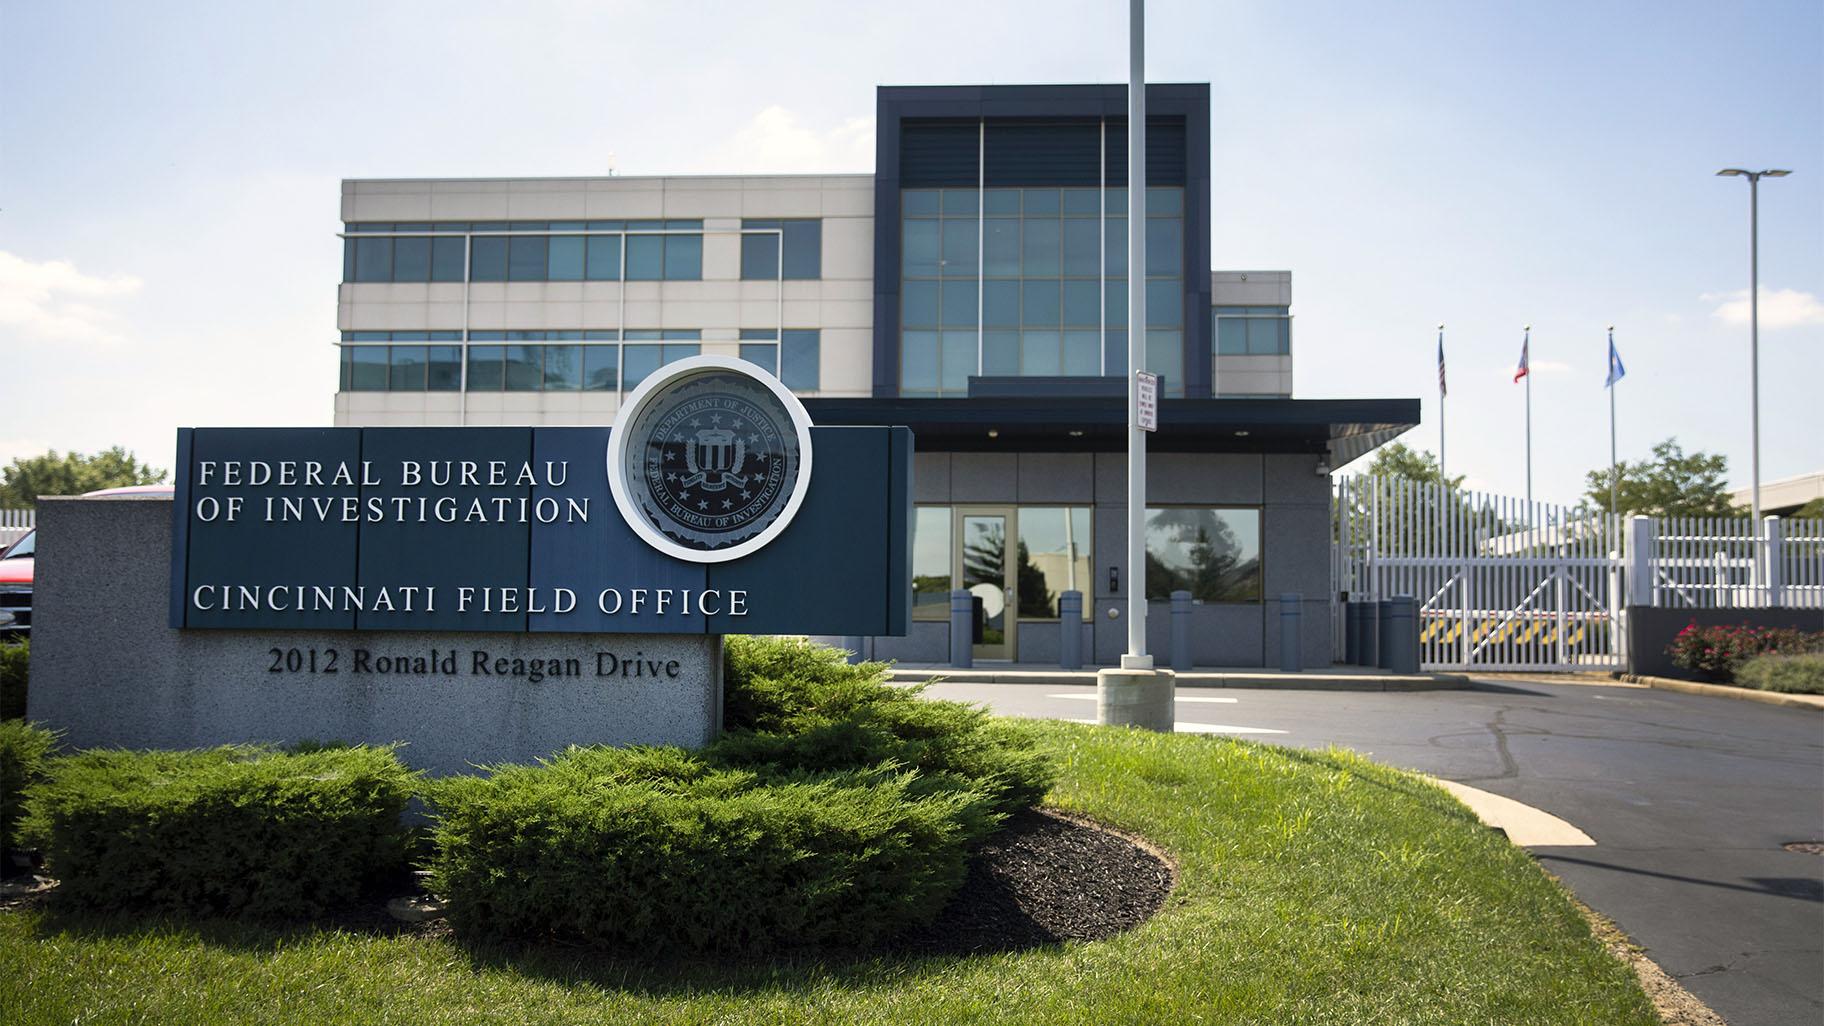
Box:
xmin=889 ymin=669 xmax=1471 ymax=692
xmin=1620 ymin=674 xmax=1824 ymax=711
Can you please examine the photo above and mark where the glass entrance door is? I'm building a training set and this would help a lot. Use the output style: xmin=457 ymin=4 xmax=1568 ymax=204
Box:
xmin=956 ymin=508 xmax=1015 ymax=661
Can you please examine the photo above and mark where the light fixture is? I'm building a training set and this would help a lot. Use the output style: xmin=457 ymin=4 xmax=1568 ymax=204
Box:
xmin=1068 ymin=429 xmax=1085 ymax=437
xmin=987 ymin=428 xmax=999 ymax=439
xmin=1234 ymin=430 xmax=1250 ymax=437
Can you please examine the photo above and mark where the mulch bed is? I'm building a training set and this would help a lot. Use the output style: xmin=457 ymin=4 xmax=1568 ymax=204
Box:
xmin=893 ymin=808 xmax=1176 ymax=955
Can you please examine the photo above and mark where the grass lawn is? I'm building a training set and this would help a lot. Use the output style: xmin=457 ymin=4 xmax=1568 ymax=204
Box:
xmin=0 ymin=722 xmax=1657 ymax=1025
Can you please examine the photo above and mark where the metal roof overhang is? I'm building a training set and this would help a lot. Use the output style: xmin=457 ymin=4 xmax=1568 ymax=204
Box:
xmin=803 ymin=394 xmax=1420 ymax=464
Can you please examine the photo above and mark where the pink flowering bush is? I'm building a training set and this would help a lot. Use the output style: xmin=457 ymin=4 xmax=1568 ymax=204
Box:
xmin=1667 ymin=622 xmax=1824 ymax=683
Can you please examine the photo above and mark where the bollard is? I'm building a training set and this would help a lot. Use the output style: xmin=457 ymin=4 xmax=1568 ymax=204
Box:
xmin=841 ymin=636 xmax=865 ymax=665
xmin=1359 ymin=601 xmax=1379 ymax=668
xmin=1058 ymin=591 xmax=1084 ymax=670
xmin=1344 ymin=601 xmax=1362 ymax=665
xmin=1279 ymin=593 xmax=1302 ymax=672
xmin=1169 ymin=590 xmax=1193 ymax=671
xmin=1376 ymin=600 xmax=1392 ymax=669
xmin=949 ymin=589 xmax=973 ymax=668
xmin=1385 ymin=595 xmax=1419 ymax=674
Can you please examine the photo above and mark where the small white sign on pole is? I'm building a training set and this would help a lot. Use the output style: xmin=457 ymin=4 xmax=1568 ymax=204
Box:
xmin=1135 ymin=370 xmax=1159 ymax=433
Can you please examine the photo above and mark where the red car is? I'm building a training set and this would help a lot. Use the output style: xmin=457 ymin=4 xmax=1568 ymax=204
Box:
xmin=0 ymin=485 xmax=175 ymax=636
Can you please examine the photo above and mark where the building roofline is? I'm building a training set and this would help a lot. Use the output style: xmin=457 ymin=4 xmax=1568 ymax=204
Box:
xmin=341 ymin=172 xmax=874 ymax=187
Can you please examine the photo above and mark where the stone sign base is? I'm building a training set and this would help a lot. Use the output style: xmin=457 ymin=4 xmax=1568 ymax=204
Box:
xmin=29 ymin=497 xmax=721 ymax=776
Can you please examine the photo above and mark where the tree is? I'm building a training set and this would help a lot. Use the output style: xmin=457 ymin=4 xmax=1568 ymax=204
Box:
xmin=0 ymin=448 xmax=167 ymax=509
xmin=1583 ymin=438 xmax=1735 ymax=518
xmin=1793 ymin=497 xmax=1824 ymax=520
xmin=1363 ymin=442 xmax=1465 ymax=491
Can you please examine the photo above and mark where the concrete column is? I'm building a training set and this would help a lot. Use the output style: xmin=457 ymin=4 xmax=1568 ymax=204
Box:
xmin=948 ymin=589 xmax=973 ymax=669
xmin=1344 ymin=601 xmax=1362 ymax=665
xmin=1626 ymin=516 xmax=1656 ymax=607
xmin=841 ymin=636 xmax=864 ymax=665
xmin=1384 ymin=595 xmax=1419 ymax=674
xmin=1169 ymin=590 xmax=1193 ymax=671
xmin=1279 ymin=593 xmax=1302 ymax=672
xmin=1764 ymin=516 xmax=1784 ymax=608
xmin=1376 ymin=600 xmax=1392 ymax=669
xmin=1058 ymin=591 xmax=1084 ymax=670
xmin=1359 ymin=601 xmax=1379 ymax=668
xmin=1096 ymin=666 xmax=1176 ymax=732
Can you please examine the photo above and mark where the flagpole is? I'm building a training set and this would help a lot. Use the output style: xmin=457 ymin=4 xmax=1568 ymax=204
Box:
xmin=1524 ymin=326 xmax=1533 ymax=507
xmin=1437 ymin=324 xmax=1446 ymax=487
xmin=1608 ymin=326 xmax=1618 ymax=517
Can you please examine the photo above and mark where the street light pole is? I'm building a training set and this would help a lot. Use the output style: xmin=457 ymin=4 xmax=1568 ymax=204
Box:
xmin=1716 ymin=167 xmax=1791 ymax=529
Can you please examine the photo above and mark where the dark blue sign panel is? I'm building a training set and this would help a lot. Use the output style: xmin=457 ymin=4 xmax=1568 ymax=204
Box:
xmin=169 ymin=425 xmax=912 ymax=638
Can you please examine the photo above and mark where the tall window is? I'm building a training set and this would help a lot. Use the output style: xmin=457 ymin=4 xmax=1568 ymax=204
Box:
xmin=911 ymin=507 xmax=953 ymax=619
xmin=1144 ymin=508 xmax=1262 ymax=603
xmin=738 ymin=329 xmax=821 ymax=391
xmin=741 ymin=220 xmax=821 ymax=279
xmin=1016 ymin=507 xmax=1093 ymax=620
xmin=899 ymin=185 xmax=1183 ymax=397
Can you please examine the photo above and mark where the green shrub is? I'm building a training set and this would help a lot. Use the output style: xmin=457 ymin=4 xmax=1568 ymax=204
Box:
xmin=26 ymin=743 xmax=417 ymax=917
xmin=1735 ymin=652 xmax=1824 ymax=694
xmin=1 ymin=720 xmax=58 ymax=853
xmin=0 ymin=639 xmax=26 ymax=721
xmin=719 ymin=635 xmax=1054 ymax=814
xmin=427 ymin=744 xmax=990 ymax=951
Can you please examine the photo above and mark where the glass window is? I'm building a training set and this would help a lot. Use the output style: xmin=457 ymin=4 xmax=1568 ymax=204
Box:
xmin=781 ymin=219 xmax=820 ymax=279
xmin=1146 ymin=187 xmax=1184 ymax=216
xmin=1104 ymin=329 xmax=1127 ymax=376
xmin=983 ymin=189 xmax=1020 ymax=215
xmin=982 ymin=331 xmax=1019 ymax=376
xmin=427 ymin=346 xmax=462 ymax=390
xmin=1021 ymin=331 xmax=1061 ymax=376
xmin=1146 ymin=330 xmax=1182 ymax=392
xmin=342 ymin=239 xmax=356 ymax=282
xmin=547 ymin=237 xmax=585 ymax=281
xmin=781 ymin=329 xmax=819 ymax=391
xmin=983 ymin=218 xmax=1020 ymax=277
xmin=741 ymin=223 xmax=779 ymax=280
xmin=1021 ymin=280 xmax=1060 ymax=327
xmin=353 ymin=237 xmax=392 ymax=282
xmin=902 ymin=189 xmax=941 ymax=216
xmin=430 ymin=237 xmax=465 ymax=282
xmin=940 ymin=280 xmax=977 ymax=328
xmin=1062 ymin=218 xmax=1100 ymax=277
xmin=1062 ymin=188 xmax=1100 ymax=215
xmin=740 ymin=342 xmax=778 ymax=374
xmin=902 ymin=280 xmax=940 ymax=327
xmin=941 ymin=188 xmax=978 ymax=216
xmin=1144 ymin=508 xmax=1262 ymax=602
xmin=466 ymin=346 xmax=504 ymax=390
xmin=625 ymin=235 xmax=664 ymax=280
xmin=469 ymin=237 xmax=508 ymax=281
xmin=664 ymin=234 xmax=702 ymax=280
xmin=941 ymin=219 xmax=977 ymax=276
xmin=1103 ymin=217 xmax=1128 ymax=276
xmin=1063 ymin=331 xmax=1100 ymax=376
xmin=388 ymin=346 xmax=427 ymax=390
xmin=982 ymin=280 xmax=1019 ymax=327
xmin=1062 ymin=280 xmax=1100 ymax=326
xmin=902 ymin=219 xmax=940 ymax=277
xmin=543 ymin=345 xmax=581 ymax=390
xmin=1145 ymin=217 xmax=1182 ymax=276
xmin=1217 ymin=314 xmax=1248 ymax=355
xmin=622 ymin=343 xmax=662 ymax=390
xmin=901 ymin=331 xmax=940 ymax=394
xmin=391 ymin=237 xmax=431 ymax=282
xmin=1105 ymin=279 xmax=1127 ymax=328
xmin=504 ymin=345 xmax=542 ymax=390
xmin=507 ymin=236 xmax=548 ymax=281
xmin=940 ymin=331 xmax=975 ymax=393
xmin=1017 ymin=507 xmax=1093 ymax=619
xmin=581 ymin=345 xmax=617 ymax=391
xmin=1021 ymin=218 xmax=1060 ymax=276
xmin=585 ymin=235 xmax=621 ymax=280
xmin=912 ymin=506 xmax=952 ymax=619
xmin=1022 ymin=189 xmax=1060 ymax=215
xmin=1146 ymin=279 xmax=1181 ymax=327
xmin=348 ymin=347 xmax=388 ymax=390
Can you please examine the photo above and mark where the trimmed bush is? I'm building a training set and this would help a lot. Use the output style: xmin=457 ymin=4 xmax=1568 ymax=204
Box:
xmin=26 ymin=743 xmax=417 ymax=917
xmin=1666 ymin=622 xmax=1822 ymax=682
xmin=718 ymin=635 xmax=1054 ymax=814
xmin=1 ymin=720 xmax=58 ymax=854
xmin=0 ymin=639 xmax=25 ymax=721
xmin=1735 ymin=652 xmax=1824 ymax=694
xmin=427 ymin=745 xmax=991 ymax=950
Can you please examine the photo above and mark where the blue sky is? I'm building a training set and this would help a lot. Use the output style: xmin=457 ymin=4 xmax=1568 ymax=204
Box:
xmin=2 ymin=0 xmax=1818 ymax=506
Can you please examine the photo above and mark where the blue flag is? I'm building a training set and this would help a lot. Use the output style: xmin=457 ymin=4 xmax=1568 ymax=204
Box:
xmin=1605 ymin=332 xmax=1626 ymax=388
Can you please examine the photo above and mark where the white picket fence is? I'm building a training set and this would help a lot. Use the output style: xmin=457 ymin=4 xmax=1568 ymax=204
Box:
xmin=0 ymin=509 xmax=31 ymax=548
xmin=1333 ymin=476 xmax=1824 ymax=672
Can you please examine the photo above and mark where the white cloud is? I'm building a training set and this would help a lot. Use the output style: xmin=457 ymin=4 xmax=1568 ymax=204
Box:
xmin=1702 ymin=287 xmax=1824 ymax=330
xmin=699 ymin=106 xmax=874 ymax=174
xmin=0 ymin=251 xmax=142 ymax=346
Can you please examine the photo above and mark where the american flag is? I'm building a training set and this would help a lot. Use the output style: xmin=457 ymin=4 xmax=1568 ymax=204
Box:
xmin=1515 ymin=330 xmax=1530 ymax=383
xmin=1437 ymin=329 xmax=1447 ymax=397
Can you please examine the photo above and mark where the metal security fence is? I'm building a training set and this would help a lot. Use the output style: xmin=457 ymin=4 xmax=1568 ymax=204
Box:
xmin=1334 ymin=476 xmax=1823 ymax=672
xmin=0 ymin=509 xmax=31 ymax=548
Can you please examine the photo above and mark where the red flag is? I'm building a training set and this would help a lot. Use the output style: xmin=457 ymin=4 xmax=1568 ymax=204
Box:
xmin=1514 ymin=332 xmax=1530 ymax=383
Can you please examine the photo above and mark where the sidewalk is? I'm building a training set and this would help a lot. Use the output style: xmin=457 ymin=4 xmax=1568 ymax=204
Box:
xmin=887 ymin=664 xmax=1469 ymax=691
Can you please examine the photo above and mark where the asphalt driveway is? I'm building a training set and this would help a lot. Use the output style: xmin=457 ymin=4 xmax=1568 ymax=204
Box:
xmin=922 ymin=677 xmax=1824 ymax=1026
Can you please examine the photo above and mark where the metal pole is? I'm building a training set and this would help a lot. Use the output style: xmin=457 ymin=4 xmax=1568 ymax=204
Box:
xmin=1524 ymin=328 xmax=1532 ymax=507
xmin=1609 ymin=362 xmax=1618 ymax=517
xmin=1749 ymin=174 xmax=1761 ymax=530
xmin=1123 ymin=0 xmax=1149 ymax=668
